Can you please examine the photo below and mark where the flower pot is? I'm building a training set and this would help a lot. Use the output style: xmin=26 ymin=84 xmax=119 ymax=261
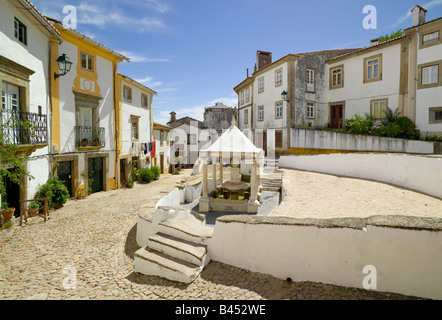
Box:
xmin=92 ymin=140 xmax=99 ymax=146
xmin=81 ymin=141 xmax=88 ymax=147
xmin=1 ymin=208 xmax=15 ymax=220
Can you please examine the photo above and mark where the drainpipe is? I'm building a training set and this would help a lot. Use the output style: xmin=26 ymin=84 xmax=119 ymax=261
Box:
xmin=113 ymin=58 xmax=125 ymax=189
xmin=414 ymin=27 xmax=419 ymax=124
xmin=113 ymin=60 xmax=120 ymax=189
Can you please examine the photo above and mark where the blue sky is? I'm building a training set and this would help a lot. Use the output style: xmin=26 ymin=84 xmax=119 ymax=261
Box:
xmin=32 ymin=0 xmax=442 ymax=125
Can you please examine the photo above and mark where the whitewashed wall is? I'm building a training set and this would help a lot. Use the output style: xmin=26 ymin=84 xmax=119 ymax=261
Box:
xmin=209 ymin=216 xmax=442 ymax=300
xmin=0 ymin=2 xmax=55 ymax=199
xmin=279 ymin=153 xmax=442 ymax=199
xmin=290 ymin=128 xmax=437 ymax=154
xmin=416 ymin=42 xmax=442 ymax=135
xmin=326 ymin=44 xmax=402 ymax=120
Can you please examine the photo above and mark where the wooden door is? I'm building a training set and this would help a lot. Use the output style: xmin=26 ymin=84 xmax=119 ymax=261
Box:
xmin=330 ymin=105 xmax=343 ymax=129
xmin=88 ymin=157 xmax=104 ymax=193
xmin=57 ymin=161 xmax=72 ymax=197
xmin=160 ymin=153 xmax=164 ymax=173
xmin=120 ymin=159 xmax=127 ymax=188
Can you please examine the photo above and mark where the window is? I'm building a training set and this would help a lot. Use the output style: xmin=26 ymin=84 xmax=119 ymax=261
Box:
xmin=367 ymin=59 xmax=380 ymax=79
xmin=141 ymin=94 xmax=149 ymax=108
xmin=330 ymin=65 xmax=344 ymax=89
xmin=131 ymin=117 xmax=139 ymax=140
xmin=187 ymin=134 xmax=196 ymax=145
xmin=275 ymin=69 xmax=283 ymax=87
xmin=258 ymin=106 xmax=264 ymax=121
xmin=123 ymin=86 xmax=132 ymax=102
xmin=371 ymin=99 xmax=388 ymax=119
xmin=258 ymin=77 xmax=264 ymax=93
xmin=364 ymin=54 xmax=382 ymax=83
xmin=14 ymin=18 xmax=27 ymax=45
xmin=244 ymin=109 xmax=248 ymax=124
xmin=422 ymin=65 xmax=439 ymax=85
xmin=246 ymin=87 xmax=250 ymax=103
xmin=422 ymin=31 xmax=440 ymax=46
xmin=81 ymin=53 xmax=94 ymax=72
xmin=429 ymin=107 xmax=442 ymax=124
xmin=275 ymin=101 xmax=283 ymax=119
xmin=275 ymin=130 xmax=283 ymax=149
xmin=240 ymin=91 xmax=244 ymax=105
xmin=306 ymin=102 xmax=315 ymax=119
xmin=307 ymin=69 xmax=315 ymax=92
xmin=418 ymin=61 xmax=442 ymax=89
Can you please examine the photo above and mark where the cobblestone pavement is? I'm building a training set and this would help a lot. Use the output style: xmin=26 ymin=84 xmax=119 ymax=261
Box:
xmin=0 ymin=170 xmax=422 ymax=300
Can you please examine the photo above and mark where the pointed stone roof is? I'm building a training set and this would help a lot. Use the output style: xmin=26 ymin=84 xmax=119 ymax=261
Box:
xmin=200 ymin=125 xmax=264 ymax=160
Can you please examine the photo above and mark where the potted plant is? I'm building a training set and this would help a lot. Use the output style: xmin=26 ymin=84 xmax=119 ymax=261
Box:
xmin=1 ymin=203 xmax=15 ymax=221
xmin=81 ymin=138 xmax=89 ymax=147
xmin=29 ymin=201 xmax=40 ymax=215
xmin=92 ymin=138 xmax=100 ymax=146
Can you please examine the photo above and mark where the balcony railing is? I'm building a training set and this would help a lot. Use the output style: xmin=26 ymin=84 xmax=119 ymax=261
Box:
xmin=75 ymin=126 xmax=105 ymax=147
xmin=1 ymin=109 xmax=48 ymax=146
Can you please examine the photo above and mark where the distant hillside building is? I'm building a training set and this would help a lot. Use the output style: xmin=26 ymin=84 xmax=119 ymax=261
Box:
xmin=203 ymin=102 xmax=236 ymax=134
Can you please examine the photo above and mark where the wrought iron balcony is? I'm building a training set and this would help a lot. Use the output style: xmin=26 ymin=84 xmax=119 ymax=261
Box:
xmin=1 ymin=109 xmax=48 ymax=146
xmin=75 ymin=126 xmax=105 ymax=147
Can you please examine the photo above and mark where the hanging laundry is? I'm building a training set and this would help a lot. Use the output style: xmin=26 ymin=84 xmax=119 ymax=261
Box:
xmin=151 ymin=141 xmax=156 ymax=157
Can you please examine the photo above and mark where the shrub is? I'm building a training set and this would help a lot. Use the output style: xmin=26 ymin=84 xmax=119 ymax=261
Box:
xmin=35 ymin=178 xmax=69 ymax=209
xmin=395 ymin=116 xmax=420 ymax=140
xmin=347 ymin=114 xmax=373 ymax=135
xmin=139 ymin=168 xmax=154 ymax=183
xmin=380 ymin=123 xmax=402 ymax=138
xmin=150 ymin=166 xmax=161 ymax=180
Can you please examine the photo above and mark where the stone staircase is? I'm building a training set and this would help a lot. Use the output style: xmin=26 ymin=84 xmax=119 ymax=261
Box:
xmin=134 ymin=218 xmax=213 ymax=284
xmin=263 ymin=158 xmax=279 ymax=173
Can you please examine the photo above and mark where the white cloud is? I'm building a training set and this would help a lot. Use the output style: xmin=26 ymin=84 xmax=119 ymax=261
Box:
xmin=134 ymin=76 xmax=163 ymax=88
xmin=120 ymin=0 xmax=171 ymax=13
xmin=388 ymin=0 xmax=442 ymax=29
xmin=118 ymin=51 xmax=169 ymax=63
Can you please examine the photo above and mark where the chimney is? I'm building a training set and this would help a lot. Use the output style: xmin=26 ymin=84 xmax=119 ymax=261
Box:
xmin=256 ymin=50 xmax=272 ymax=70
xmin=412 ymin=5 xmax=427 ymax=27
xmin=370 ymin=38 xmax=380 ymax=46
xmin=170 ymin=111 xmax=176 ymax=122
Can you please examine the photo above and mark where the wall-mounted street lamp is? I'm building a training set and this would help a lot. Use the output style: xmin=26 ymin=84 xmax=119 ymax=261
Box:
xmin=54 ymin=54 xmax=73 ymax=79
xmin=281 ymin=90 xmax=289 ymax=102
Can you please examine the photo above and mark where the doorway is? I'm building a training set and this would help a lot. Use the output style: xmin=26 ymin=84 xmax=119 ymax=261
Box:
xmin=120 ymin=159 xmax=127 ymax=188
xmin=88 ymin=157 xmax=104 ymax=193
xmin=57 ymin=161 xmax=73 ymax=197
xmin=3 ymin=170 xmax=20 ymax=217
xmin=160 ymin=153 xmax=164 ymax=173
xmin=330 ymin=105 xmax=343 ymax=129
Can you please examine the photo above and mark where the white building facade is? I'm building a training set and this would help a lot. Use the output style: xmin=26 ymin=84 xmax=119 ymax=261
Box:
xmin=116 ymin=74 xmax=155 ymax=187
xmin=0 ymin=0 xmax=62 ymax=215
xmin=48 ymin=18 xmax=128 ymax=196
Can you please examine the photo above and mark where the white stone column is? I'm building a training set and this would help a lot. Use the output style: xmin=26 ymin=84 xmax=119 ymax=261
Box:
xmin=212 ymin=158 xmax=217 ymax=191
xmin=202 ymin=161 xmax=208 ymax=198
xmin=199 ymin=158 xmax=210 ymax=212
xmin=248 ymin=161 xmax=259 ymax=213
xmin=219 ymin=157 xmax=223 ymax=185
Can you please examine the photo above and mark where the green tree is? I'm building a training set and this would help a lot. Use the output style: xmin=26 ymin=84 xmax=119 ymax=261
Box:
xmin=379 ymin=29 xmax=404 ymax=43
xmin=0 ymin=119 xmax=36 ymax=203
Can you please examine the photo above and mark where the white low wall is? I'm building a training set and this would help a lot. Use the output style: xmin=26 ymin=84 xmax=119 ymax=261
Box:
xmin=208 ymin=215 xmax=442 ymax=299
xmin=279 ymin=153 xmax=442 ymax=199
xmin=137 ymin=181 xmax=204 ymax=247
xmin=291 ymin=128 xmax=437 ymax=154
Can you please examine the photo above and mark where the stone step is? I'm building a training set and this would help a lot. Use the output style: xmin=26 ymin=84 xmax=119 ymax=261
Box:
xmin=158 ymin=219 xmax=213 ymax=245
xmin=147 ymin=233 xmax=207 ymax=266
xmin=134 ymin=247 xmax=202 ymax=284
